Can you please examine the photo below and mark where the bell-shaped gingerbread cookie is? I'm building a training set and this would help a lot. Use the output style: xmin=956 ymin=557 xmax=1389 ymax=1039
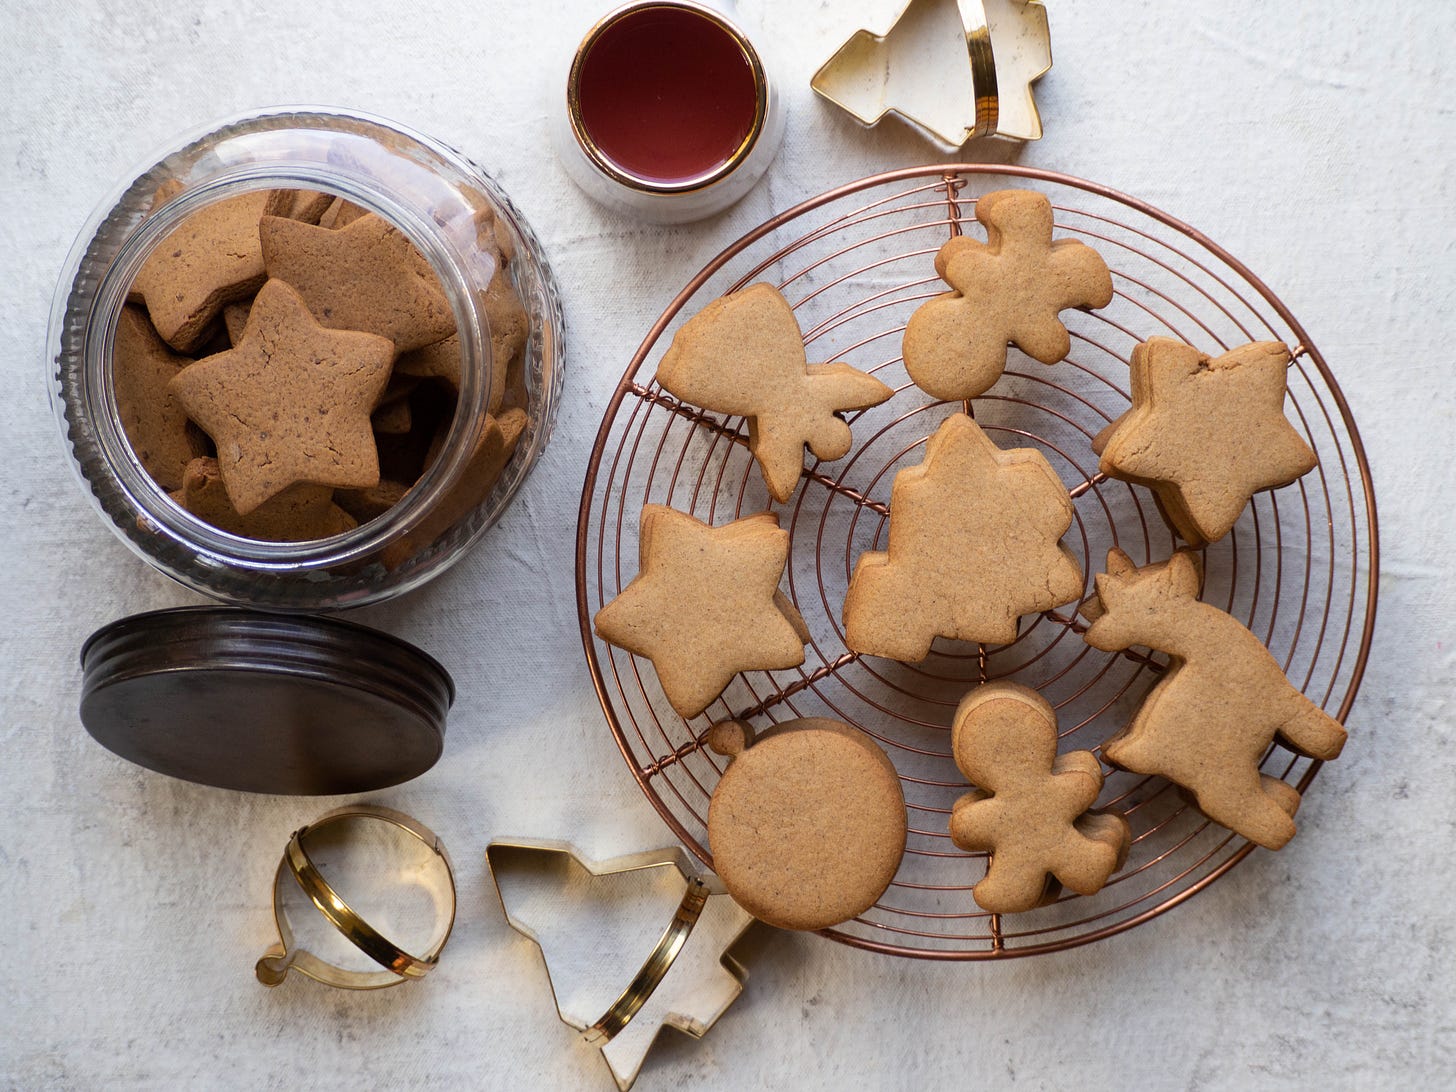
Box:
xmin=656 ymin=284 xmax=893 ymax=503
xmin=949 ymin=683 xmax=1130 ymax=913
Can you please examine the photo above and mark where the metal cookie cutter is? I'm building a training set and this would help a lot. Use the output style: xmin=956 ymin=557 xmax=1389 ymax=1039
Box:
xmin=812 ymin=0 xmax=1052 ymax=148
xmin=486 ymin=840 xmax=755 ymax=1090
xmin=256 ymin=806 xmax=457 ymax=990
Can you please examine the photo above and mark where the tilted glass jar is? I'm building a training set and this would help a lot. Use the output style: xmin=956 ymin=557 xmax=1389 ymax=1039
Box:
xmin=49 ymin=107 xmax=564 ymax=610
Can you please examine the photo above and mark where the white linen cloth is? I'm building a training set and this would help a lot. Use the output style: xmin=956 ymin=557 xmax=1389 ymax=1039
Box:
xmin=2 ymin=0 xmax=1452 ymax=1086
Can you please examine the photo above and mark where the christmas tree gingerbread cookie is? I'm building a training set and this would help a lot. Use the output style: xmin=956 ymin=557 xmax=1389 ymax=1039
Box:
xmin=949 ymin=683 xmax=1130 ymax=913
xmin=843 ymin=412 xmax=1083 ymax=660
xmin=1092 ymin=338 xmax=1318 ymax=544
xmin=1082 ymin=548 xmax=1347 ymax=849
xmin=594 ymin=506 xmax=810 ymax=719
xmin=902 ymin=189 xmax=1113 ymax=401
xmin=656 ymin=283 xmax=894 ymax=503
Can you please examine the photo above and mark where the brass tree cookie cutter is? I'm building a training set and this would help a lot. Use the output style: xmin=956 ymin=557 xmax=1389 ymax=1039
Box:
xmin=486 ymin=839 xmax=756 ymax=1091
xmin=812 ymin=0 xmax=1052 ymax=148
xmin=256 ymin=805 xmax=457 ymax=990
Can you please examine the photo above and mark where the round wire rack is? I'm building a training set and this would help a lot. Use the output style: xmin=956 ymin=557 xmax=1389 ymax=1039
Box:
xmin=576 ymin=165 xmax=1379 ymax=959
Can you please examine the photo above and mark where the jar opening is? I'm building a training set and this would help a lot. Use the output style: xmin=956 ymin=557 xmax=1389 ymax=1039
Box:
xmin=83 ymin=145 xmax=493 ymax=568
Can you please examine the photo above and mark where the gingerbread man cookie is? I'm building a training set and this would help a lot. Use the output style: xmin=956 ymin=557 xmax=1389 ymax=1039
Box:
xmin=594 ymin=507 xmax=810 ymax=719
xmin=656 ymin=283 xmax=894 ymax=502
xmin=902 ymin=189 xmax=1113 ymax=401
xmin=169 ymin=279 xmax=394 ymax=514
xmin=1082 ymin=548 xmax=1347 ymax=849
xmin=706 ymin=718 xmax=906 ymax=930
xmin=843 ymin=412 xmax=1083 ymax=659
xmin=949 ymin=683 xmax=1130 ymax=913
xmin=1092 ymin=338 xmax=1317 ymax=544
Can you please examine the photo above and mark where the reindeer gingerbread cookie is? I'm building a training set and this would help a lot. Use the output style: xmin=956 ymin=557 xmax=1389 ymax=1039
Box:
xmin=1082 ymin=548 xmax=1347 ymax=849
xmin=949 ymin=683 xmax=1130 ymax=913
xmin=902 ymin=189 xmax=1113 ymax=401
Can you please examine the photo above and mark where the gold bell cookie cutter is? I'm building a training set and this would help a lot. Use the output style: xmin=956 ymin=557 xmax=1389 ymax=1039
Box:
xmin=812 ymin=0 xmax=1052 ymax=148
xmin=256 ymin=805 xmax=457 ymax=990
xmin=486 ymin=839 xmax=756 ymax=1091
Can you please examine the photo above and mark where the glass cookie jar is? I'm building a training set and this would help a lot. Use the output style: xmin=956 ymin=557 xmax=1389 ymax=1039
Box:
xmin=48 ymin=107 xmax=564 ymax=610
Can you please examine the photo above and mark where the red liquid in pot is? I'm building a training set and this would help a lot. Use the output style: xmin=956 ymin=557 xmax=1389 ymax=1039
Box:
xmin=576 ymin=6 xmax=759 ymax=185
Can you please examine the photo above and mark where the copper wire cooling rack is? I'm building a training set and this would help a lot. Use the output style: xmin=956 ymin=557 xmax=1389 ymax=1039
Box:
xmin=576 ymin=165 xmax=1378 ymax=960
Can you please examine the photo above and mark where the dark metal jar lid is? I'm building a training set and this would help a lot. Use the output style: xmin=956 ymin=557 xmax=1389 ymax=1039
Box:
xmin=79 ymin=607 xmax=454 ymax=795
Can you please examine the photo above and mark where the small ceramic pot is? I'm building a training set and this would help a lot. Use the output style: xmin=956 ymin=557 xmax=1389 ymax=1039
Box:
xmin=551 ymin=0 xmax=785 ymax=224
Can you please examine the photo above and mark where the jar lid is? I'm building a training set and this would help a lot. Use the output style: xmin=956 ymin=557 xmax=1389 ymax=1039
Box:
xmin=79 ymin=608 xmax=454 ymax=795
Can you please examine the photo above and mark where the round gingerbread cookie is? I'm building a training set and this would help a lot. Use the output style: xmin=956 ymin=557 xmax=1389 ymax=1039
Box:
xmin=706 ymin=718 xmax=906 ymax=931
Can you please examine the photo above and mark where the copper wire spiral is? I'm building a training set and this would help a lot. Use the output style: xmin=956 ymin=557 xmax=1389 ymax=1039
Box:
xmin=576 ymin=166 xmax=1378 ymax=959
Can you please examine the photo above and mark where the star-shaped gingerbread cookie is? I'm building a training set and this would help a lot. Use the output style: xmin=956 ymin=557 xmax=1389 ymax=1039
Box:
xmin=594 ymin=506 xmax=809 ymax=719
xmin=1092 ymin=338 xmax=1317 ymax=544
xmin=656 ymin=283 xmax=893 ymax=503
xmin=131 ymin=189 xmax=293 ymax=352
xmin=949 ymin=683 xmax=1130 ymax=913
xmin=902 ymin=189 xmax=1113 ymax=400
xmin=169 ymin=279 xmax=394 ymax=515
xmin=843 ymin=412 xmax=1083 ymax=659
xmin=259 ymin=211 xmax=456 ymax=353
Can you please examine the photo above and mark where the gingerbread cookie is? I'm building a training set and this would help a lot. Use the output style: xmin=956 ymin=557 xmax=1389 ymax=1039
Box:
xmin=1082 ymin=548 xmax=1347 ymax=849
xmin=336 ymin=479 xmax=411 ymax=524
xmin=949 ymin=683 xmax=1130 ymax=913
xmin=170 ymin=457 xmax=356 ymax=541
xmin=112 ymin=306 xmax=208 ymax=490
xmin=656 ymin=283 xmax=894 ymax=503
xmin=169 ymin=279 xmax=394 ymax=514
xmin=316 ymin=197 xmax=370 ymax=230
xmin=131 ymin=189 xmax=293 ymax=352
xmin=380 ymin=407 xmax=527 ymax=569
xmin=221 ymin=301 xmax=251 ymax=346
xmin=1092 ymin=338 xmax=1317 ymax=544
xmin=281 ymin=189 xmax=335 ymax=226
xmin=843 ymin=413 xmax=1083 ymax=659
xmin=259 ymin=211 xmax=456 ymax=352
xmin=902 ymin=189 xmax=1113 ymax=401
xmin=394 ymin=256 xmax=524 ymax=415
xmin=706 ymin=718 xmax=906 ymax=930
xmin=371 ymin=398 xmax=413 ymax=435
xmin=147 ymin=178 xmax=185 ymax=215
xmin=593 ymin=507 xmax=810 ymax=719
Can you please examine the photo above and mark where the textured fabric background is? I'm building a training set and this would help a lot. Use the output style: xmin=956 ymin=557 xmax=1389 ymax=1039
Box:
xmin=2 ymin=1 xmax=1452 ymax=1087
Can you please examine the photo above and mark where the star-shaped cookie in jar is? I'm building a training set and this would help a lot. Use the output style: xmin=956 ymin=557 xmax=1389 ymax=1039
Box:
xmin=1092 ymin=337 xmax=1318 ymax=544
xmin=169 ymin=279 xmax=394 ymax=515
xmin=593 ymin=506 xmax=809 ymax=720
